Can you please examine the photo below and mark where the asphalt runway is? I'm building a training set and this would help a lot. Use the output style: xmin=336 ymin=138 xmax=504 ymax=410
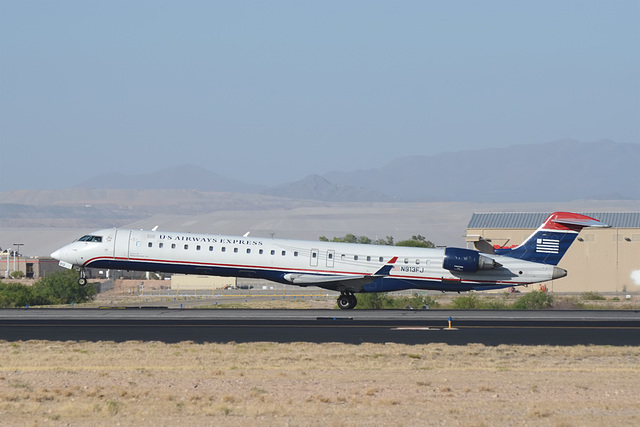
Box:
xmin=0 ymin=309 xmax=638 ymax=346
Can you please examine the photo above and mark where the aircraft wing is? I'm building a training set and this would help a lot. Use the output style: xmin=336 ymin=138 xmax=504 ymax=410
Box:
xmin=283 ymin=257 xmax=398 ymax=292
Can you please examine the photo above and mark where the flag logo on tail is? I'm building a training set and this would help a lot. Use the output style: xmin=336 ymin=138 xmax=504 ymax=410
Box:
xmin=536 ymin=238 xmax=560 ymax=254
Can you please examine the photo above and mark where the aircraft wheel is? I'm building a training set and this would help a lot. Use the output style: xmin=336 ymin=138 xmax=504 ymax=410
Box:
xmin=78 ymin=277 xmax=87 ymax=287
xmin=349 ymin=294 xmax=358 ymax=309
xmin=337 ymin=294 xmax=357 ymax=310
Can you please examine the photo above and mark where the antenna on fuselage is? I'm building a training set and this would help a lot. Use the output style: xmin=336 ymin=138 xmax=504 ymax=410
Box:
xmin=152 ymin=226 xmax=159 ymax=231
xmin=243 ymin=231 xmax=250 ymax=237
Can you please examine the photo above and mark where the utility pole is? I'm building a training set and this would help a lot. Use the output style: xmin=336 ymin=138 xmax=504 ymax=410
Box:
xmin=13 ymin=243 xmax=23 ymax=276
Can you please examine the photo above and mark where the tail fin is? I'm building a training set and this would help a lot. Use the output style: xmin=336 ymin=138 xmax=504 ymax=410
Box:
xmin=495 ymin=212 xmax=608 ymax=265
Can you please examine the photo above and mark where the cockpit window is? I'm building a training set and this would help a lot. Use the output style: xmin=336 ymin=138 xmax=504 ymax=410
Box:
xmin=78 ymin=235 xmax=102 ymax=242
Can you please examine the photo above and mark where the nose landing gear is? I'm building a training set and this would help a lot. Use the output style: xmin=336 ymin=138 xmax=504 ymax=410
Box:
xmin=337 ymin=292 xmax=357 ymax=310
xmin=77 ymin=269 xmax=87 ymax=286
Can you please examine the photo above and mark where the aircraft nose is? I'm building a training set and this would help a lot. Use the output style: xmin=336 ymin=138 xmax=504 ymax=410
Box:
xmin=51 ymin=249 xmax=62 ymax=260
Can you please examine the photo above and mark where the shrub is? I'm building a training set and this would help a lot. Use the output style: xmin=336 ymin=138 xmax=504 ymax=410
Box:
xmin=394 ymin=293 xmax=441 ymax=309
xmin=356 ymin=292 xmax=394 ymax=309
xmin=581 ymin=291 xmax=606 ymax=301
xmin=512 ymin=291 xmax=554 ymax=310
xmin=0 ymin=282 xmax=47 ymax=307
xmin=450 ymin=293 xmax=484 ymax=309
xmin=355 ymin=293 xmax=440 ymax=309
xmin=481 ymin=296 xmax=510 ymax=310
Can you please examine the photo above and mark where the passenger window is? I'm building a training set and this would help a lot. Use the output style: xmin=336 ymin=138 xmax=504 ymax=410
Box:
xmin=171 ymin=244 xmax=176 ymax=249
xmin=148 ymin=242 xmax=153 ymax=248
xmin=247 ymin=248 xmax=251 ymax=254
xmin=294 ymin=251 xmax=298 ymax=256
xmin=196 ymin=245 xmax=201 ymax=251
xmin=209 ymin=246 xmax=213 ymax=251
xmin=404 ymin=258 xmax=409 ymax=264
xmin=367 ymin=256 xmax=371 ymax=261
xmin=354 ymin=255 xmax=358 ymax=261
xmin=282 ymin=251 xmax=286 ymax=256
xmin=271 ymin=250 xmax=275 ymax=255
xmin=416 ymin=259 xmax=420 ymax=265
xmin=222 ymin=247 xmax=226 ymax=252
xmin=379 ymin=257 xmax=384 ymax=262
xmin=136 ymin=241 xmax=141 ymax=247
xmin=159 ymin=243 xmax=163 ymax=249
xmin=184 ymin=245 xmax=188 ymax=250
xmin=234 ymin=248 xmax=238 ymax=253
xmin=328 ymin=253 xmax=333 ymax=259
xmin=259 ymin=249 xmax=264 ymax=255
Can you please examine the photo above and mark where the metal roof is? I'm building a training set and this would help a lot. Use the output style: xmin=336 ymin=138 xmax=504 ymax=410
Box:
xmin=467 ymin=212 xmax=640 ymax=229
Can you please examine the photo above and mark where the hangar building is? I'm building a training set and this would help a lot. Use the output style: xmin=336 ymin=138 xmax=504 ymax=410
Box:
xmin=466 ymin=212 xmax=640 ymax=293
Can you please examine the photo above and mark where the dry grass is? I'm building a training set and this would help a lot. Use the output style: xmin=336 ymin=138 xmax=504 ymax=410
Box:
xmin=0 ymin=341 xmax=638 ymax=426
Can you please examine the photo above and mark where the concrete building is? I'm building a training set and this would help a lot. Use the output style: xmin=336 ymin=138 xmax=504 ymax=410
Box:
xmin=466 ymin=212 xmax=640 ymax=293
xmin=171 ymin=274 xmax=237 ymax=290
xmin=1 ymin=253 xmax=63 ymax=279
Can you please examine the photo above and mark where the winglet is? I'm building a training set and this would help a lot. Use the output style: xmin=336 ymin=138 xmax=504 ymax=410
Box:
xmin=373 ymin=256 xmax=398 ymax=276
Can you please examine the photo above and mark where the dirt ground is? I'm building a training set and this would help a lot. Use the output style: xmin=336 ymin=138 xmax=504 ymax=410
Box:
xmin=0 ymin=341 xmax=638 ymax=426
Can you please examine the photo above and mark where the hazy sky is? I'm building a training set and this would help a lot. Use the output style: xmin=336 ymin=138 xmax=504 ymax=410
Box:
xmin=1 ymin=1 xmax=638 ymax=191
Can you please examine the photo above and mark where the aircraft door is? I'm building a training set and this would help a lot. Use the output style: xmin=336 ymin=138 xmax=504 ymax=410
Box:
xmin=129 ymin=232 xmax=145 ymax=259
xmin=310 ymin=249 xmax=319 ymax=267
xmin=326 ymin=250 xmax=335 ymax=268
xmin=113 ymin=229 xmax=131 ymax=260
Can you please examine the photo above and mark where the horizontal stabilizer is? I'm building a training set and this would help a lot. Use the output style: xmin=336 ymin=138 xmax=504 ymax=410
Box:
xmin=552 ymin=218 xmax=609 ymax=228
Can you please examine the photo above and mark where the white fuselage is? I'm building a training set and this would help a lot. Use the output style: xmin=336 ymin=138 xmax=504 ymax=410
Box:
xmin=51 ymin=228 xmax=561 ymax=293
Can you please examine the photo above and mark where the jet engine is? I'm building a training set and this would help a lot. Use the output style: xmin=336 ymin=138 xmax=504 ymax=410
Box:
xmin=443 ymin=247 xmax=501 ymax=273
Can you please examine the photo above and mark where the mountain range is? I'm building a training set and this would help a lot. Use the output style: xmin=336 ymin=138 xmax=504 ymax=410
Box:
xmin=72 ymin=140 xmax=638 ymax=202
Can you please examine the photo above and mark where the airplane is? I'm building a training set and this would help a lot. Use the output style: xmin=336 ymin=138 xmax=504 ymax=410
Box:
xmin=50 ymin=212 xmax=607 ymax=309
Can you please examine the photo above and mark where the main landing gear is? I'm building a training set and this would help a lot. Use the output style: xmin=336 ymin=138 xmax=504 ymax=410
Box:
xmin=337 ymin=292 xmax=357 ymax=310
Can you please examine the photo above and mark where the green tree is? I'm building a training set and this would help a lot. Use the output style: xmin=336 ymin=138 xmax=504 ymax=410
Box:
xmin=341 ymin=233 xmax=358 ymax=243
xmin=374 ymin=236 xmax=394 ymax=246
xmin=32 ymin=270 xmax=97 ymax=305
xmin=0 ymin=282 xmax=45 ymax=308
xmin=395 ymin=235 xmax=435 ymax=248
xmin=357 ymin=236 xmax=372 ymax=244
xmin=319 ymin=234 xmax=373 ymax=244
